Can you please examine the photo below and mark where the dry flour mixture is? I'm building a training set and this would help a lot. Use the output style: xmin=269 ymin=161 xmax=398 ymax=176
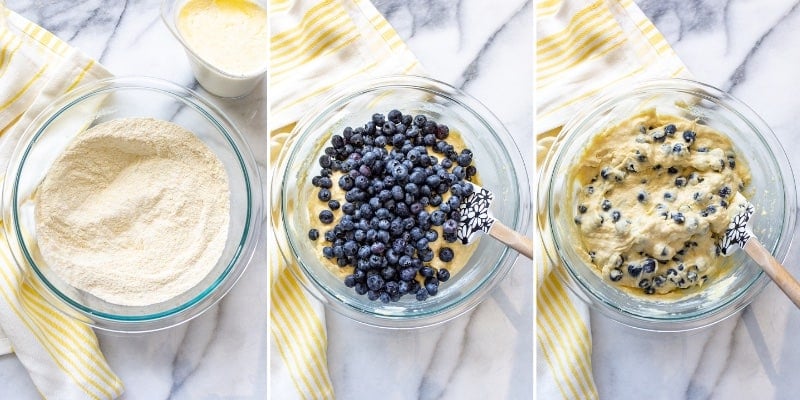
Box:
xmin=35 ymin=117 xmax=230 ymax=306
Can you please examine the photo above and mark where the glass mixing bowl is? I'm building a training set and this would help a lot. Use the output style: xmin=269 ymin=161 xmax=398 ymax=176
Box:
xmin=539 ymin=79 xmax=797 ymax=331
xmin=272 ymin=75 xmax=531 ymax=328
xmin=1 ymin=77 xmax=262 ymax=333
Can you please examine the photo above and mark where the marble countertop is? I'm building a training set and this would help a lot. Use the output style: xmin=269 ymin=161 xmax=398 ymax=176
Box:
xmin=0 ymin=0 xmax=534 ymax=399
xmin=324 ymin=1 xmax=533 ymax=399
xmin=591 ymin=1 xmax=800 ymax=398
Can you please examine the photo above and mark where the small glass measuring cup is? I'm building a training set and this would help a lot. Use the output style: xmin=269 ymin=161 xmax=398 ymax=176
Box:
xmin=160 ymin=0 xmax=267 ymax=98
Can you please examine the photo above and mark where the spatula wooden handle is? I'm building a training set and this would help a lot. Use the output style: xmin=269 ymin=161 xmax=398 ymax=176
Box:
xmin=744 ymin=237 xmax=800 ymax=309
xmin=488 ymin=221 xmax=533 ymax=260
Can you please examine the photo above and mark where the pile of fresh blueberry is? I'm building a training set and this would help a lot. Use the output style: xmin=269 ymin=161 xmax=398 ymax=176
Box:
xmin=308 ymin=110 xmax=477 ymax=303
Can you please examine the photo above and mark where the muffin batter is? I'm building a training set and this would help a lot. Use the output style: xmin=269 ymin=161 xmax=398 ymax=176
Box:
xmin=569 ymin=109 xmax=750 ymax=295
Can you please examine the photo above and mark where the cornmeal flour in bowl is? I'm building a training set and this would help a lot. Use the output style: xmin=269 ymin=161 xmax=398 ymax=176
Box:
xmin=539 ymin=79 xmax=796 ymax=331
xmin=2 ymin=77 xmax=262 ymax=332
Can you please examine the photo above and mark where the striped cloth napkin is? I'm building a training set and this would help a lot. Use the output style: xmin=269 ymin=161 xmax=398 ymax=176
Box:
xmin=268 ymin=0 xmax=423 ymax=397
xmin=535 ymin=0 xmax=689 ymax=398
xmin=0 ymin=6 xmax=123 ymax=400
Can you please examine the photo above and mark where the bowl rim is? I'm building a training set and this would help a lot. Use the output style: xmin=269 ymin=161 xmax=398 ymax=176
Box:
xmin=271 ymin=74 xmax=531 ymax=329
xmin=1 ymin=76 xmax=263 ymax=332
xmin=538 ymin=78 xmax=797 ymax=331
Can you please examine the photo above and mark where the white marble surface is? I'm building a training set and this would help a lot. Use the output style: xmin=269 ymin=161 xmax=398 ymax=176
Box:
xmin=0 ymin=0 xmax=534 ymax=399
xmin=324 ymin=1 xmax=533 ymax=399
xmin=591 ymin=1 xmax=800 ymax=398
xmin=1 ymin=0 xmax=267 ymax=399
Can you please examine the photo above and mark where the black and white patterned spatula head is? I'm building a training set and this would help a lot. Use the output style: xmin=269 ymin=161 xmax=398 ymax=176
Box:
xmin=719 ymin=202 xmax=755 ymax=256
xmin=456 ymin=185 xmax=496 ymax=244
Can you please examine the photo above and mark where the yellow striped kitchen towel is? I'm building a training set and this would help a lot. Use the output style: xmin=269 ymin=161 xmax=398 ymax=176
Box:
xmin=535 ymin=0 xmax=690 ymax=398
xmin=268 ymin=0 xmax=423 ymax=398
xmin=0 ymin=6 xmax=123 ymax=400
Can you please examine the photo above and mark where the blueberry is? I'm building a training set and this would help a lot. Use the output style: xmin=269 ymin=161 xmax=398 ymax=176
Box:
xmin=357 ymin=246 xmax=371 ymax=260
xmin=343 ymin=240 xmax=358 ymax=257
xmin=416 ymin=287 xmax=429 ymax=301
xmin=400 ymin=267 xmax=416 ymax=282
xmin=437 ymin=268 xmax=450 ymax=282
xmin=667 ymin=166 xmax=678 ymax=174
xmin=379 ymin=292 xmax=391 ymax=303
xmin=431 ymin=210 xmax=446 ymax=226
xmin=322 ymin=246 xmax=334 ymax=258
xmin=367 ymin=274 xmax=384 ymax=291
xmin=683 ymin=130 xmax=696 ymax=143
xmin=601 ymin=199 xmax=612 ymax=211
xmin=642 ymin=258 xmax=656 ymax=274
xmin=675 ymin=177 xmax=687 ymax=187
xmin=638 ymin=278 xmax=651 ymax=289
xmin=392 ymin=164 xmax=409 ymax=180
xmin=423 ymin=121 xmax=438 ymax=135
xmin=452 ymin=166 xmax=466 ymax=180
xmin=422 ymin=277 xmax=438 ymax=296
xmin=637 ymin=191 xmax=647 ymax=203
xmin=435 ymin=124 xmax=450 ymax=140
xmin=308 ymin=229 xmax=319 ymax=241
xmin=319 ymin=176 xmax=332 ymax=188
xmin=332 ymin=134 xmax=345 ymax=148
xmin=367 ymin=290 xmax=380 ymax=301
xmin=385 ymin=281 xmax=399 ymax=297
xmin=382 ymin=266 xmax=397 ymax=281
xmin=398 ymin=255 xmax=413 ymax=269
xmin=600 ymin=167 xmax=611 ymax=180
xmin=447 ymin=196 xmax=461 ymax=210
xmin=319 ymin=154 xmax=332 ymax=168
xmin=627 ymin=263 xmax=642 ymax=277
xmin=425 ymin=230 xmax=438 ymax=242
xmin=319 ymin=210 xmax=334 ymax=224
xmin=611 ymin=210 xmax=621 ymax=222
xmin=671 ymin=212 xmax=685 ymax=224
xmin=652 ymin=130 xmax=666 ymax=142
xmin=414 ymin=115 xmax=427 ymax=128
xmin=317 ymin=188 xmax=331 ymax=202
xmin=673 ymin=143 xmax=683 ymax=153
xmin=609 ymin=268 xmax=623 ymax=282
xmin=664 ymin=124 xmax=676 ymax=136
xmin=456 ymin=151 xmax=472 ymax=167
xmin=663 ymin=192 xmax=674 ymax=202
xmin=324 ymin=230 xmax=336 ymax=242
xmin=387 ymin=109 xmax=402 ymax=123
xmin=718 ymin=186 xmax=731 ymax=198
xmin=355 ymin=283 xmax=368 ymax=295
xmin=439 ymin=247 xmax=454 ymax=262
xmin=442 ymin=219 xmax=458 ymax=234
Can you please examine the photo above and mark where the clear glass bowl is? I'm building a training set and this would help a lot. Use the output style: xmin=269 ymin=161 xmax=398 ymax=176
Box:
xmin=539 ymin=79 xmax=797 ymax=331
xmin=1 ymin=77 xmax=262 ymax=333
xmin=272 ymin=75 xmax=531 ymax=328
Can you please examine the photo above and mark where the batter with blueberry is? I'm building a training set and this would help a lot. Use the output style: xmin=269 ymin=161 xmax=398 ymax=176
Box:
xmin=569 ymin=109 xmax=750 ymax=295
xmin=307 ymin=110 xmax=480 ymax=303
